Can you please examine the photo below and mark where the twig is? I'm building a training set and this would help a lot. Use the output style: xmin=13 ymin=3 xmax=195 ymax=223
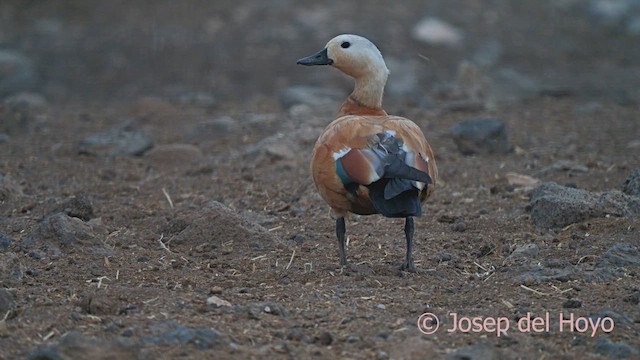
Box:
xmin=268 ymin=225 xmax=282 ymax=232
xmin=158 ymin=234 xmax=171 ymax=253
xmin=520 ymin=284 xmax=550 ymax=296
xmin=286 ymin=250 xmax=296 ymax=270
xmin=162 ymin=188 xmax=174 ymax=209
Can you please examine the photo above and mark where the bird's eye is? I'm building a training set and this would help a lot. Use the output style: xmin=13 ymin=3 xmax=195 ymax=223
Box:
xmin=341 ymin=41 xmax=351 ymax=49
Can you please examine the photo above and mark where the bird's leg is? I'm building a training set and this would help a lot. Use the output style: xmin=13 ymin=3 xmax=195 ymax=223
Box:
xmin=401 ymin=216 xmax=416 ymax=272
xmin=336 ymin=217 xmax=347 ymax=266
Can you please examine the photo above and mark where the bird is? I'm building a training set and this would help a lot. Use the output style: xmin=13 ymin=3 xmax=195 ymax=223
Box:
xmin=297 ymin=34 xmax=438 ymax=272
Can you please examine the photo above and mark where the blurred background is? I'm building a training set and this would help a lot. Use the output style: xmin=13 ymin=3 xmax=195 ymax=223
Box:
xmin=1 ymin=0 xmax=639 ymax=111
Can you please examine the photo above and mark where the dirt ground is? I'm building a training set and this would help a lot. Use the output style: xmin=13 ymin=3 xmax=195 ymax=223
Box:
xmin=1 ymin=1 xmax=639 ymax=359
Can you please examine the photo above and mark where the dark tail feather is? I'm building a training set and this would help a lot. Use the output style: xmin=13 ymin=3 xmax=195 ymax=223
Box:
xmin=384 ymin=178 xmax=413 ymax=200
xmin=384 ymin=155 xmax=432 ymax=184
xmin=368 ymin=180 xmax=422 ymax=218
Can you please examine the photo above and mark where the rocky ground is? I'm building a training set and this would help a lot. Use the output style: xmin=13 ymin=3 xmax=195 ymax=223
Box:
xmin=1 ymin=1 xmax=640 ymax=359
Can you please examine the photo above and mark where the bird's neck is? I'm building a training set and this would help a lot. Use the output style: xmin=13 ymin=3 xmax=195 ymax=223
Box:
xmin=338 ymin=72 xmax=388 ymax=116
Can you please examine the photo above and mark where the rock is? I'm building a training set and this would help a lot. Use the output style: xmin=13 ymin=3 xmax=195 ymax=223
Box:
xmin=141 ymin=321 xmax=226 ymax=349
xmin=447 ymin=342 xmax=499 ymax=360
xmin=0 ymin=232 xmax=12 ymax=251
xmin=27 ymin=331 xmax=139 ymax=360
xmin=623 ymin=167 xmax=640 ymax=196
xmin=186 ymin=116 xmax=239 ymax=142
xmin=593 ymin=338 xmax=638 ymax=359
xmin=78 ymin=120 xmax=153 ymax=157
xmin=242 ymin=127 xmax=322 ymax=163
xmin=450 ymin=222 xmax=467 ymax=232
xmin=486 ymin=68 xmax=540 ymax=105
xmin=1 ymin=92 xmax=47 ymax=135
xmin=449 ymin=118 xmax=510 ymax=155
xmin=537 ymin=160 xmax=589 ymax=175
xmin=588 ymin=0 xmax=637 ymax=27
xmin=206 ymin=295 xmax=232 ymax=308
xmin=515 ymin=266 xmax=573 ymax=285
xmin=0 ymin=288 xmax=16 ymax=316
xmin=314 ymin=331 xmax=333 ymax=346
xmin=530 ymin=182 xmax=640 ymax=229
xmin=0 ymin=50 xmax=37 ymax=98
xmin=56 ymin=193 xmax=95 ymax=221
xmin=172 ymin=201 xmax=282 ymax=253
xmin=563 ymin=299 xmax=582 ymax=308
xmin=0 ymin=252 xmax=24 ymax=286
xmin=596 ymin=243 xmax=640 ymax=267
xmin=0 ymin=133 xmax=9 ymax=143
xmin=412 ymin=17 xmax=464 ymax=47
xmin=0 ymin=173 xmax=23 ymax=205
xmin=279 ymin=86 xmax=343 ymax=110
xmin=509 ymin=244 xmax=540 ymax=259
xmin=78 ymin=289 xmax=120 ymax=316
xmin=144 ymin=144 xmax=203 ymax=171
xmin=21 ymin=213 xmax=104 ymax=258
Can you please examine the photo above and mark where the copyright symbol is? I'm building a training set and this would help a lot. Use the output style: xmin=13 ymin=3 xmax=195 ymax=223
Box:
xmin=417 ymin=312 xmax=439 ymax=335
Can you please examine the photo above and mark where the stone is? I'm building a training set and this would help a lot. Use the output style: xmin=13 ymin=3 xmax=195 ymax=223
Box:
xmin=0 ymin=232 xmax=12 ymax=251
xmin=0 ymin=288 xmax=16 ymax=316
xmin=1 ymin=92 xmax=47 ymax=135
xmin=0 ymin=252 xmax=24 ymax=286
xmin=0 ymin=50 xmax=37 ymax=98
xmin=172 ymin=201 xmax=282 ymax=253
xmin=509 ymin=244 xmax=540 ymax=259
xmin=22 ymin=213 xmax=104 ymax=258
xmin=412 ymin=17 xmax=464 ymax=47
xmin=27 ymin=331 xmax=139 ymax=360
xmin=449 ymin=118 xmax=510 ymax=155
xmin=206 ymin=295 xmax=232 ymax=308
xmin=596 ymin=243 xmax=640 ymax=267
xmin=141 ymin=321 xmax=226 ymax=349
xmin=57 ymin=193 xmax=95 ymax=221
xmin=593 ymin=338 xmax=638 ymax=359
xmin=78 ymin=120 xmax=153 ymax=157
xmin=530 ymin=182 xmax=640 ymax=229
xmin=623 ymin=167 xmax=640 ymax=196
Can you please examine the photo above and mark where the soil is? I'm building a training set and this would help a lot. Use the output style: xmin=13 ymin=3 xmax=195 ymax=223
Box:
xmin=1 ymin=1 xmax=639 ymax=359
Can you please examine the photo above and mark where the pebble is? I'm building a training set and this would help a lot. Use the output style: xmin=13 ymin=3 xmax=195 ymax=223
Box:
xmin=450 ymin=221 xmax=467 ymax=232
xmin=562 ymin=299 xmax=582 ymax=308
xmin=0 ymin=232 xmax=12 ymax=251
xmin=623 ymin=167 xmax=640 ymax=196
xmin=78 ymin=120 xmax=153 ymax=157
xmin=314 ymin=331 xmax=333 ymax=346
xmin=509 ymin=244 xmax=540 ymax=259
xmin=449 ymin=118 xmax=510 ymax=155
xmin=0 ymin=288 xmax=16 ymax=315
xmin=206 ymin=295 xmax=232 ymax=308
xmin=0 ymin=252 xmax=24 ymax=286
xmin=412 ymin=17 xmax=464 ymax=47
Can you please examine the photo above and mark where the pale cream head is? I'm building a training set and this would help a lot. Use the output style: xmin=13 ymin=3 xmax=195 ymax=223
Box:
xmin=324 ymin=34 xmax=390 ymax=80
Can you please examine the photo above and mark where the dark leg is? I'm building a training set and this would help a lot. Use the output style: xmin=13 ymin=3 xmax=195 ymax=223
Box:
xmin=401 ymin=217 xmax=416 ymax=272
xmin=336 ymin=217 xmax=347 ymax=266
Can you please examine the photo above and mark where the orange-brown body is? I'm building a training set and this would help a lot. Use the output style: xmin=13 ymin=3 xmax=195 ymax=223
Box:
xmin=312 ymin=99 xmax=437 ymax=217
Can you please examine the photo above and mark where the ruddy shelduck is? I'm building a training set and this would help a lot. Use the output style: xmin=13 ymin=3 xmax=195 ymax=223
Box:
xmin=297 ymin=34 xmax=438 ymax=272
